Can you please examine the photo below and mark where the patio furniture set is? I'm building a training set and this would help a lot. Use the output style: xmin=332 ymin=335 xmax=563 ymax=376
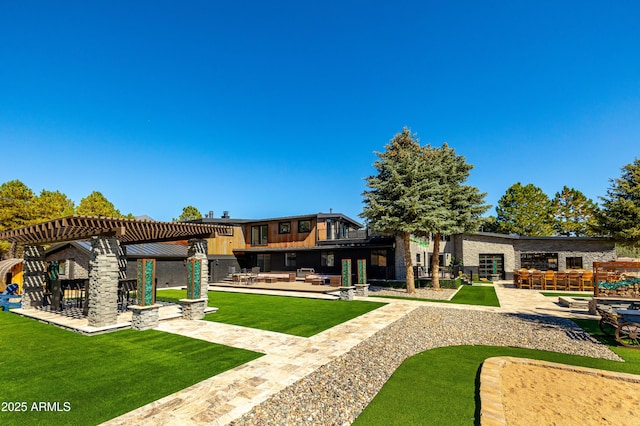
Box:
xmin=514 ymin=269 xmax=594 ymax=291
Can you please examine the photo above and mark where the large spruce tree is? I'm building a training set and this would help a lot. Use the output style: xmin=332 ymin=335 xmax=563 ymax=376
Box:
xmin=361 ymin=128 xmax=488 ymax=292
xmin=593 ymin=159 xmax=640 ymax=247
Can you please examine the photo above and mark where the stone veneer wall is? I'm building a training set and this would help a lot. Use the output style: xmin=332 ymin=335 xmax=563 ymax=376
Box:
xmin=87 ymin=236 xmax=120 ymax=327
xmin=394 ymin=235 xmax=454 ymax=281
xmin=514 ymin=238 xmax=616 ymax=271
xmin=46 ymin=246 xmax=91 ymax=279
xmin=455 ymin=234 xmax=517 ymax=279
xmin=22 ymin=245 xmax=46 ymax=309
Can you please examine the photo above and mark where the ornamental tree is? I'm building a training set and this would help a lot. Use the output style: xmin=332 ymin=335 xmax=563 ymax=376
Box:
xmin=495 ymin=183 xmax=555 ymax=236
xmin=361 ymin=128 xmax=488 ymax=292
xmin=593 ymin=159 xmax=640 ymax=247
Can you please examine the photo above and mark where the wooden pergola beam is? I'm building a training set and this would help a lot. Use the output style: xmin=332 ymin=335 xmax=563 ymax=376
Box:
xmin=0 ymin=215 xmax=228 ymax=246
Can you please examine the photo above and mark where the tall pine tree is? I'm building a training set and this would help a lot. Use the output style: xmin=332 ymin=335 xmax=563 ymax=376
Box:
xmin=495 ymin=183 xmax=555 ymax=236
xmin=552 ymin=186 xmax=597 ymax=236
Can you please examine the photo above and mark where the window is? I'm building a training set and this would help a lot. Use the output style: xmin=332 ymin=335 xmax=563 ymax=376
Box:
xmin=285 ymin=252 xmax=296 ymax=267
xmin=416 ymin=253 xmax=421 ymax=264
xmin=251 ymin=225 xmax=268 ymax=246
xmin=257 ymin=254 xmax=271 ymax=272
xmin=371 ymin=250 xmax=387 ymax=267
xmin=566 ymin=257 xmax=583 ymax=269
xmin=59 ymin=259 xmax=67 ymax=276
xmin=278 ymin=222 xmax=291 ymax=234
xmin=321 ymin=251 xmax=335 ymax=267
xmin=298 ymin=220 xmax=311 ymax=233
xmin=520 ymin=253 xmax=558 ymax=271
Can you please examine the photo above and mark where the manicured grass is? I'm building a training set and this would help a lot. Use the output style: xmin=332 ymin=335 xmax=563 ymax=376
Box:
xmin=375 ymin=285 xmax=500 ymax=307
xmin=0 ymin=312 xmax=262 ymax=426
xmin=157 ymin=290 xmax=386 ymax=337
xmin=541 ymin=292 xmax=592 ymax=297
xmin=354 ymin=343 xmax=640 ymax=426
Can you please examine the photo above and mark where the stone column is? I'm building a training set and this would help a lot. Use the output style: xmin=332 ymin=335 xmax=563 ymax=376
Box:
xmin=188 ymin=239 xmax=209 ymax=300
xmin=355 ymin=259 xmax=370 ymax=297
xmin=22 ymin=245 xmax=46 ymax=309
xmin=340 ymin=258 xmax=355 ymax=301
xmin=87 ymin=236 xmax=120 ymax=327
xmin=129 ymin=258 xmax=160 ymax=330
xmin=180 ymin=239 xmax=209 ymax=320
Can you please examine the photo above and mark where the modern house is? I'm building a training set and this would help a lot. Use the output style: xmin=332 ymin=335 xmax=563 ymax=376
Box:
xmin=192 ymin=211 xmax=396 ymax=282
xmin=39 ymin=211 xmax=617 ymax=286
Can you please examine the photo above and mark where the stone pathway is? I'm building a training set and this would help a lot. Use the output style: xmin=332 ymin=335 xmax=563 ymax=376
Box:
xmin=103 ymin=282 xmax=598 ymax=425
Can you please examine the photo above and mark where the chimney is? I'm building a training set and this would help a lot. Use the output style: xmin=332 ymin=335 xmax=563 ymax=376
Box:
xmin=208 ymin=210 xmax=214 ymax=219
xmin=222 ymin=211 xmax=230 ymax=219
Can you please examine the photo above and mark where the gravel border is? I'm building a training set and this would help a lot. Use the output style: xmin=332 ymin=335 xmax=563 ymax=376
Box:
xmin=231 ymin=305 xmax=621 ymax=425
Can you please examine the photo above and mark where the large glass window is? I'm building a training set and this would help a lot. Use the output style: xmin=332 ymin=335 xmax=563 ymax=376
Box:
xmin=257 ymin=254 xmax=271 ymax=272
xmin=251 ymin=225 xmax=268 ymax=246
xmin=479 ymin=254 xmax=504 ymax=278
xmin=520 ymin=253 xmax=558 ymax=270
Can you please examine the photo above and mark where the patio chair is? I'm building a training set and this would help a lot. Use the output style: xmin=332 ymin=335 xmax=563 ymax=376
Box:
xmin=530 ymin=270 xmax=544 ymax=290
xmin=580 ymin=270 xmax=594 ymax=292
xmin=516 ymin=270 xmax=531 ymax=289
xmin=0 ymin=283 xmax=22 ymax=311
xmin=567 ymin=270 xmax=582 ymax=291
xmin=542 ymin=270 xmax=557 ymax=290
xmin=555 ymin=271 xmax=568 ymax=290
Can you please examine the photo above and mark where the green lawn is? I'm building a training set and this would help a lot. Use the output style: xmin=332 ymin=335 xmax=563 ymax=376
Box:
xmin=157 ymin=290 xmax=387 ymax=337
xmin=0 ymin=312 xmax=262 ymax=426
xmin=356 ymin=318 xmax=640 ymax=425
xmin=541 ymin=292 xmax=593 ymax=297
xmin=355 ymin=343 xmax=640 ymax=426
xmin=375 ymin=285 xmax=500 ymax=307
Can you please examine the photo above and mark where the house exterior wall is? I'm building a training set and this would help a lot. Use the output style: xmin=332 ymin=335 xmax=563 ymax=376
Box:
xmin=454 ymin=234 xmax=517 ymax=280
xmin=244 ymin=218 xmax=317 ymax=248
xmin=46 ymin=246 xmax=91 ymax=279
xmin=514 ymin=238 xmax=616 ymax=271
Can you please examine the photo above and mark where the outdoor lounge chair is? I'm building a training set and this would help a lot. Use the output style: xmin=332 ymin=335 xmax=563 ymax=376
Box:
xmin=0 ymin=283 xmax=22 ymax=311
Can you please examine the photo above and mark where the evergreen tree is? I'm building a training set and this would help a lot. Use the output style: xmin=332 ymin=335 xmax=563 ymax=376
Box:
xmin=593 ymin=159 xmax=640 ymax=247
xmin=495 ymin=183 xmax=555 ymax=236
xmin=552 ymin=186 xmax=597 ymax=236
xmin=174 ymin=205 xmax=203 ymax=222
xmin=33 ymin=189 xmax=75 ymax=223
xmin=361 ymin=128 xmax=488 ymax=292
xmin=76 ymin=191 xmax=122 ymax=217
xmin=0 ymin=180 xmax=35 ymax=231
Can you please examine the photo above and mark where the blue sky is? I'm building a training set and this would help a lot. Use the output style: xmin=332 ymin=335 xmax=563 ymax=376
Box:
xmin=1 ymin=1 xmax=638 ymax=224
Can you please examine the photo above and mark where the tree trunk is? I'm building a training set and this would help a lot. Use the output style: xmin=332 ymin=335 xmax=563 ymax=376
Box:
xmin=431 ymin=233 xmax=441 ymax=290
xmin=403 ymin=231 xmax=415 ymax=294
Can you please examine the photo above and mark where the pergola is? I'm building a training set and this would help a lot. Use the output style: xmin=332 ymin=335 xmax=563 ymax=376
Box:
xmin=0 ymin=215 xmax=230 ymax=329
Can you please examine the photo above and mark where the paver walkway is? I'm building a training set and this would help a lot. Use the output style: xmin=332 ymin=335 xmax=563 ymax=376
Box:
xmin=103 ymin=282 xmax=596 ymax=425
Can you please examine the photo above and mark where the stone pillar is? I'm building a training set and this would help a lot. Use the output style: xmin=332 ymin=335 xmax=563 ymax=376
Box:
xmin=339 ymin=286 xmax=355 ymax=301
xmin=188 ymin=239 xmax=209 ymax=300
xmin=129 ymin=305 xmax=160 ymax=330
xmin=87 ymin=236 xmax=120 ymax=327
xmin=181 ymin=241 xmax=209 ymax=320
xmin=129 ymin=258 xmax=160 ymax=330
xmin=22 ymin=245 xmax=46 ymax=309
xmin=355 ymin=259 xmax=370 ymax=297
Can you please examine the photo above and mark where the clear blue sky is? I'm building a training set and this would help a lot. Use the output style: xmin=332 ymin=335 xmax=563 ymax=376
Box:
xmin=1 ymin=1 xmax=638 ymax=224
